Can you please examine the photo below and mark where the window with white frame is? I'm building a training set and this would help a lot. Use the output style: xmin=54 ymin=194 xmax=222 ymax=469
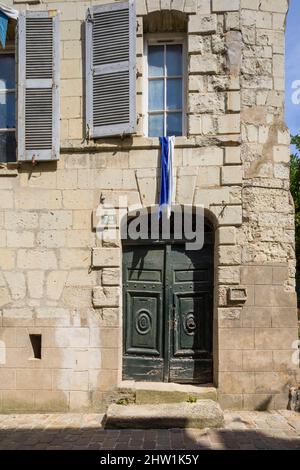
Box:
xmin=0 ymin=23 xmax=16 ymax=163
xmin=146 ymin=39 xmax=185 ymax=137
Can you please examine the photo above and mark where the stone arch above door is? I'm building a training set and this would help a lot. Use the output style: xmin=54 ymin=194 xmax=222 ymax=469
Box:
xmin=138 ymin=0 xmax=197 ymax=18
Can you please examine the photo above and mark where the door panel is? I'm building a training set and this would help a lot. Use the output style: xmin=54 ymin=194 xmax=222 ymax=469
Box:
xmin=125 ymin=292 xmax=161 ymax=355
xmin=173 ymin=293 xmax=208 ymax=356
xmin=123 ymin=245 xmax=165 ymax=382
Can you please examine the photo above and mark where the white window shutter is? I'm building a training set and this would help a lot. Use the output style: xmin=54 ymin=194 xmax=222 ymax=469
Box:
xmin=86 ymin=1 xmax=136 ymax=139
xmin=17 ymin=11 xmax=60 ymax=162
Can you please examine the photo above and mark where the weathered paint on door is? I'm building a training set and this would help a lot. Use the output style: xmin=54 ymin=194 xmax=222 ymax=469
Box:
xmin=123 ymin=244 xmax=165 ymax=381
xmin=122 ymin=229 xmax=214 ymax=384
xmin=168 ymin=244 xmax=213 ymax=383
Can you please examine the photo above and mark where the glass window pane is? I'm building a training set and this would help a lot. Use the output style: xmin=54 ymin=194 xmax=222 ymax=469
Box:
xmin=167 ymin=113 xmax=182 ymax=136
xmin=148 ymin=46 xmax=164 ymax=77
xmin=166 ymin=45 xmax=182 ymax=76
xmin=0 ymin=55 xmax=15 ymax=89
xmin=167 ymin=79 xmax=182 ymax=110
xmin=149 ymin=79 xmax=164 ymax=111
xmin=0 ymin=131 xmax=16 ymax=163
xmin=0 ymin=92 xmax=15 ymax=128
xmin=149 ymin=114 xmax=164 ymax=137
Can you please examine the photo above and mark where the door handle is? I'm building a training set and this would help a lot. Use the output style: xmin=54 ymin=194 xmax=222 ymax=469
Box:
xmin=170 ymin=304 xmax=176 ymax=318
xmin=168 ymin=319 xmax=177 ymax=329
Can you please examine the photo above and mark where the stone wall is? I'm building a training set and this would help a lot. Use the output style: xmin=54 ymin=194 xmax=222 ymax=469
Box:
xmin=0 ymin=0 xmax=298 ymax=411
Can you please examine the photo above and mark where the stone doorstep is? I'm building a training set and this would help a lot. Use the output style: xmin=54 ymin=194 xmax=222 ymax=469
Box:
xmin=104 ymin=400 xmax=224 ymax=430
xmin=118 ymin=381 xmax=218 ymax=404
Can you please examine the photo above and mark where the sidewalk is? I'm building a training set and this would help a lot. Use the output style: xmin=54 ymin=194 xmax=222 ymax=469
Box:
xmin=0 ymin=411 xmax=299 ymax=450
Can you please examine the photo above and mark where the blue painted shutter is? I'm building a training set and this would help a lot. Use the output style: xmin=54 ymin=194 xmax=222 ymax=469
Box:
xmin=17 ymin=11 xmax=60 ymax=162
xmin=86 ymin=1 xmax=136 ymax=138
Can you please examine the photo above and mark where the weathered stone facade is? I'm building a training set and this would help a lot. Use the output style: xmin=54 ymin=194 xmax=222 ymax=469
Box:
xmin=0 ymin=0 xmax=298 ymax=412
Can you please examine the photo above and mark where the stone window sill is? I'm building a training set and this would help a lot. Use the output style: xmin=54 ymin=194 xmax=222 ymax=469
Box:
xmin=61 ymin=134 xmax=241 ymax=153
xmin=13 ymin=0 xmax=40 ymax=4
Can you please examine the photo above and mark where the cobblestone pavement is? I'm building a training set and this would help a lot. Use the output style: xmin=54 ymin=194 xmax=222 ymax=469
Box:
xmin=0 ymin=411 xmax=299 ymax=450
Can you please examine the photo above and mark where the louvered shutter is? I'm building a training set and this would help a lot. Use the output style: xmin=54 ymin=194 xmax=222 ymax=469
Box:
xmin=86 ymin=1 xmax=136 ymax=138
xmin=17 ymin=11 xmax=60 ymax=161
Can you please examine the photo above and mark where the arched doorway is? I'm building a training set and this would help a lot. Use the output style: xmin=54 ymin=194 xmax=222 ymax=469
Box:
xmin=122 ymin=209 xmax=214 ymax=384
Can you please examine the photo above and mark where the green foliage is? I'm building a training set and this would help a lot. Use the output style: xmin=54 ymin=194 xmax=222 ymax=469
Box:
xmin=186 ymin=396 xmax=197 ymax=403
xmin=290 ymin=136 xmax=300 ymax=286
xmin=116 ymin=398 xmax=130 ymax=406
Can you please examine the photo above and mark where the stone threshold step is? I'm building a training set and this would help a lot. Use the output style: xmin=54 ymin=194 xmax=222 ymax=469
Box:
xmin=104 ymin=400 xmax=224 ymax=429
xmin=118 ymin=381 xmax=217 ymax=404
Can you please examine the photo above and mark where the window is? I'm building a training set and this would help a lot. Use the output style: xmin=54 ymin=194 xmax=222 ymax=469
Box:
xmin=85 ymin=2 xmax=136 ymax=139
xmin=0 ymin=23 xmax=16 ymax=163
xmin=18 ymin=11 xmax=60 ymax=162
xmin=146 ymin=40 xmax=185 ymax=137
xmin=0 ymin=11 xmax=60 ymax=163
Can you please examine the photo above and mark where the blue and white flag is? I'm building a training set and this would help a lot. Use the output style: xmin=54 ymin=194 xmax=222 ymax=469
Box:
xmin=158 ymin=136 xmax=175 ymax=219
xmin=0 ymin=11 xmax=8 ymax=49
xmin=0 ymin=4 xmax=18 ymax=49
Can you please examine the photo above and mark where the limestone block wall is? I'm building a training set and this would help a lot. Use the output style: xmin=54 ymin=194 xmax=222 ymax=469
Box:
xmin=0 ymin=0 xmax=298 ymax=411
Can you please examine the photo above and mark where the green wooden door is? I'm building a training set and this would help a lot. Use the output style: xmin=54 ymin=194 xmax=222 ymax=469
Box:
xmin=168 ymin=244 xmax=213 ymax=383
xmin=123 ymin=234 xmax=213 ymax=383
xmin=123 ymin=244 xmax=165 ymax=381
